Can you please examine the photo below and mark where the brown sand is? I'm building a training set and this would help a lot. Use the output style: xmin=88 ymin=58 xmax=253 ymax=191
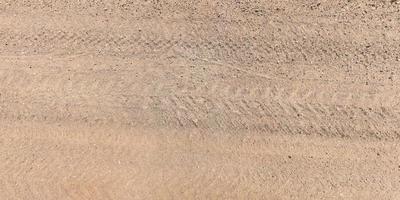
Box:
xmin=1 ymin=0 xmax=400 ymax=199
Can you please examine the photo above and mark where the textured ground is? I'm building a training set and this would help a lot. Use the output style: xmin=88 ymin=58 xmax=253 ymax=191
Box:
xmin=1 ymin=0 xmax=400 ymax=199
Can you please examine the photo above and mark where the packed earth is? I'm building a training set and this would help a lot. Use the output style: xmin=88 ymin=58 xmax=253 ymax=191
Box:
xmin=0 ymin=0 xmax=400 ymax=199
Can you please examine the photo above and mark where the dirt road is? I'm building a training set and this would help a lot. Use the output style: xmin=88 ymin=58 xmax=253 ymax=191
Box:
xmin=1 ymin=0 xmax=400 ymax=199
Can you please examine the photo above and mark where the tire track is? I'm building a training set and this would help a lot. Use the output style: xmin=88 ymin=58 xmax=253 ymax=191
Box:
xmin=0 ymin=16 xmax=399 ymax=70
xmin=0 ymin=57 xmax=400 ymax=139
xmin=1 ymin=123 xmax=399 ymax=199
xmin=1 ymin=92 xmax=399 ymax=139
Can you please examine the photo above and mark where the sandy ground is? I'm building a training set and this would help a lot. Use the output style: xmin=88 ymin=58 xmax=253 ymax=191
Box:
xmin=1 ymin=0 xmax=400 ymax=199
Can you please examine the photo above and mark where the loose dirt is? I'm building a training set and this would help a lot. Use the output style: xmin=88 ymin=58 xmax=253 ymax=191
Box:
xmin=0 ymin=0 xmax=400 ymax=199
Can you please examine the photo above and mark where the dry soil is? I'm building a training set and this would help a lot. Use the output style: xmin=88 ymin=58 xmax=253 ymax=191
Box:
xmin=1 ymin=0 xmax=400 ymax=199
